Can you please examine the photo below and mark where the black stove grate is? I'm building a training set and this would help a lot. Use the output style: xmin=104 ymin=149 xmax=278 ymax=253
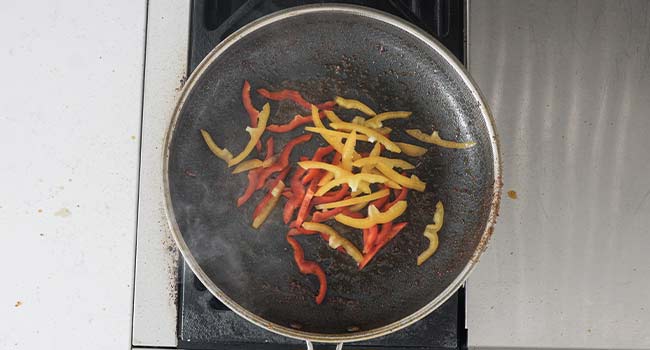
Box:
xmin=179 ymin=1 xmax=466 ymax=349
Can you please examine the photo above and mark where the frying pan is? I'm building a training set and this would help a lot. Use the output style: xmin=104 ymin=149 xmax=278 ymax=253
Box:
xmin=164 ymin=4 xmax=501 ymax=347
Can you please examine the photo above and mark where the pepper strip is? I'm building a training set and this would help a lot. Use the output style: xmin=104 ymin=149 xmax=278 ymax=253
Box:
xmin=283 ymin=167 xmax=307 ymax=224
xmin=315 ymin=173 xmax=389 ymax=196
xmin=317 ymin=152 xmax=341 ymax=186
xmin=323 ymin=110 xmax=343 ymax=123
xmin=329 ymin=122 xmax=401 ymax=153
xmin=295 ymin=176 xmax=319 ymax=227
xmin=315 ymin=189 xmax=390 ymax=210
xmin=298 ymin=160 xmax=352 ymax=179
xmin=252 ymin=178 xmax=286 ymax=229
xmin=266 ymin=112 xmax=324 ymax=133
xmin=334 ymin=96 xmax=376 ymax=116
xmin=334 ymin=200 xmax=407 ymax=229
xmin=302 ymin=146 xmax=334 ymax=185
xmin=340 ymin=130 xmax=357 ymax=172
xmin=286 ymin=234 xmax=327 ymax=304
xmin=352 ymin=156 xmax=415 ymax=170
xmin=417 ymin=201 xmax=444 ymax=265
xmin=311 ymin=105 xmax=353 ymax=157
xmin=252 ymin=167 xmax=289 ymax=219
xmin=228 ymin=103 xmax=271 ymax=167
xmin=312 ymin=184 xmax=349 ymax=205
xmin=359 ymin=222 xmax=408 ymax=269
xmin=394 ymin=142 xmax=427 ymax=157
xmin=311 ymin=206 xmax=346 ymax=222
xmin=302 ymin=222 xmax=363 ymax=263
xmin=406 ymin=129 xmax=476 ymax=149
xmin=256 ymin=134 xmax=312 ymax=190
xmin=237 ymin=138 xmax=275 ymax=206
xmin=200 ymin=129 xmax=233 ymax=162
xmin=232 ymin=159 xmax=263 ymax=174
xmin=304 ymin=127 xmax=370 ymax=141
xmin=364 ymin=111 xmax=412 ymax=128
xmin=257 ymin=88 xmax=334 ymax=110
xmin=242 ymin=80 xmax=259 ymax=126
xmin=375 ymin=163 xmax=426 ymax=192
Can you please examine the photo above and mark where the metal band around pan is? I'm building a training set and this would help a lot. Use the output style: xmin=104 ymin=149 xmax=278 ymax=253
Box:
xmin=163 ymin=4 xmax=501 ymax=344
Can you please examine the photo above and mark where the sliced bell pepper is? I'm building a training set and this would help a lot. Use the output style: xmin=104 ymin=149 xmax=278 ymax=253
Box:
xmin=311 ymin=206 xmax=346 ymax=222
xmin=352 ymin=156 xmax=415 ymax=170
xmin=334 ymin=96 xmax=376 ymax=116
xmin=329 ymin=122 xmax=401 ymax=153
xmin=304 ymin=127 xmax=370 ymax=141
xmin=252 ymin=167 xmax=289 ymax=217
xmin=315 ymin=173 xmax=390 ymax=196
xmin=257 ymin=88 xmax=334 ymax=110
xmin=311 ymin=105 xmax=354 ymax=157
xmin=385 ymin=187 xmax=408 ymax=210
xmin=200 ymin=129 xmax=233 ymax=162
xmin=406 ymin=129 xmax=476 ymax=149
xmin=298 ymin=160 xmax=352 ymax=180
xmin=417 ymin=201 xmax=444 ymax=265
xmin=252 ymin=178 xmax=286 ymax=229
xmin=302 ymin=146 xmax=334 ymax=185
xmin=232 ymin=159 xmax=263 ymax=174
xmin=316 ymin=188 xmax=390 ymax=210
xmin=237 ymin=168 xmax=260 ymax=207
xmin=334 ymin=200 xmax=407 ymax=229
xmin=351 ymin=116 xmax=366 ymax=125
xmin=264 ymin=137 xmax=275 ymax=160
xmin=323 ymin=110 xmax=343 ymax=123
xmin=228 ymin=103 xmax=271 ymax=167
xmin=364 ymin=225 xmax=379 ymax=254
xmin=242 ymin=80 xmax=259 ymax=126
xmin=393 ymin=142 xmax=427 ymax=157
xmin=375 ymin=163 xmax=426 ymax=192
xmin=364 ymin=111 xmax=412 ymax=128
xmin=359 ymin=222 xmax=408 ymax=269
xmin=341 ymin=130 xmax=357 ymax=171
xmin=301 ymin=222 xmax=363 ymax=263
xmin=256 ymin=134 xmax=313 ymax=190
xmin=295 ymin=176 xmax=320 ymax=227
xmin=283 ymin=167 xmax=307 ymax=224
xmin=317 ymin=152 xmax=341 ymax=186
xmin=286 ymin=234 xmax=327 ymax=304
xmin=266 ymin=112 xmax=324 ymax=133
xmin=311 ymin=184 xmax=348 ymax=205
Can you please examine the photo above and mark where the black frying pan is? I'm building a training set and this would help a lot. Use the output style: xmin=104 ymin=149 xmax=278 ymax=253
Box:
xmin=164 ymin=4 xmax=500 ymax=345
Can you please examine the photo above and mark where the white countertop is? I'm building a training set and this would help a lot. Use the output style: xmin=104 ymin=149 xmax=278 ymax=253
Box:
xmin=0 ymin=1 xmax=146 ymax=349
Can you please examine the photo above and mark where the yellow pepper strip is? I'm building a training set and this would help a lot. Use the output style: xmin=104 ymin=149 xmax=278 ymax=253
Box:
xmin=304 ymin=127 xmax=369 ymax=141
xmin=200 ymin=129 xmax=233 ymax=162
xmin=228 ymin=103 xmax=271 ymax=167
xmin=368 ymin=168 xmax=401 ymax=189
xmin=335 ymin=200 xmax=407 ymax=229
xmin=348 ymin=201 xmax=368 ymax=212
xmin=329 ymin=122 xmax=401 ymax=153
xmin=311 ymin=105 xmax=359 ymax=159
xmin=364 ymin=111 xmax=412 ymax=128
xmin=252 ymin=180 xmax=285 ymax=229
xmin=341 ymin=131 xmax=357 ymax=171
xmin=334 ymin=96 xmax=376 ymax=116
xmin=351 ymin=116 xmax=366 ymax=125
xmin=375 ymin=163 xmax=426 ymax=192
xmin=315 ymin=189 xmax=390 ymax=210
xmin=298 ymin=161 xmax=352 ymax=179
xmin=394 ymin=142 xmax=428 ymax=157
xmin=324 ymin=110 xmax=343 ymax=123
xmin=231 ymin=159 xmax=263 ymax=174
xmin=361 ymin=143 xmax=382 ymax=174
xmin=315 ymin=173 xmax=390 ymax=196
xmin=318 ymin=171 xmax=335 ymax=186
xmin=375 ymin=127 xmax=392 ymax=135
xmin=302 ymin=222 xmax=363 ymax=263
xmin=417 ymin=201 xmax=444 ymax=265
xmin=262 ymin=154 xmax=279 ymax=167
xmin=352 ymin=156 xmax=415 ymax=170
xmin=406 ymin=129 xmax=476 ymax=149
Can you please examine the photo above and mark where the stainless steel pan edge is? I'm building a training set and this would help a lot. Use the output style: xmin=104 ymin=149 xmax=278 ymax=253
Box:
xmin=162 ymin=4 xmax=501 ymax=344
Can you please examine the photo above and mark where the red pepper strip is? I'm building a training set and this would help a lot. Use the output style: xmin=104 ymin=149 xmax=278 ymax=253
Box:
xmin=286 ymin=234 xmax=327 ymax=304
xmin=267 ymin=112 xmax=325 ymax=133
xmin=242 ymin=81 xmax=263 ymax=152
xmin=302 ymin=146 xmax=335 ymax=185
xmin=312 ymin=206 xmax=347 ymax=222
xmin=362 ymin=228 xmax=369 ymax=251
xmin=256 ymin=134 xmax=313 ymax=190
xmin=264 ymin=137 xmax=274 ymax=160
xmin=312 ymin=184 xmax=350 ymax=205
xmin=283 ymin=167 xmax=307 ymax=224
xmin=237 ymin=169 xmax=261 ymax=207
xmin=364 ymin=225 xmax=379 ymax=254
xmin=257 ymin=88 xmax=335 ymax=111
xmin=385 ymin=187 xmax=408 ymax=210
xmin=295 ymin=177 xmax=319 ymax=227
xmin=282 ymin=190 xmax=292 ymax=199
xmin=359 ymin=222 xmax=408 ymax=270
xmin=252 ymin=167 xmax=289 ymax=219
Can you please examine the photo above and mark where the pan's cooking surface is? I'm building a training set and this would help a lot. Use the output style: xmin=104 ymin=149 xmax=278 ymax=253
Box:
xmin=166 ymin=6 xmax=497 ymax=337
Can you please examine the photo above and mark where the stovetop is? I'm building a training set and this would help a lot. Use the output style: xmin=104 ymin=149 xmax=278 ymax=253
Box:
xmin=178 ymin=1 xmax=466 ymax=349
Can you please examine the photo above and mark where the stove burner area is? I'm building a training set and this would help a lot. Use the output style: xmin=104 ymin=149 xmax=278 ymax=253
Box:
xmin=178 ymin=1 xmax=466 ymax=348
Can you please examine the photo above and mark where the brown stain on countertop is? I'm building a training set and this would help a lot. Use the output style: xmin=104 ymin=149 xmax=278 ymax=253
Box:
xmin=507 ymin=190 xmax=518 ymax=200
xmin=15 ymin=301 xmax=22 ymax=307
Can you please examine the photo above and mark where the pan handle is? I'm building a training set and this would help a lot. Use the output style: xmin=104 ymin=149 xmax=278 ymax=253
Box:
xmin=305 ymin=340 xmax=343 ymax=350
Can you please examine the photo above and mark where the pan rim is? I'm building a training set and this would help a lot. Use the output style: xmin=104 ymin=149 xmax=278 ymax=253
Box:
xmin=163 ymin=3 xmax=501 ymax=344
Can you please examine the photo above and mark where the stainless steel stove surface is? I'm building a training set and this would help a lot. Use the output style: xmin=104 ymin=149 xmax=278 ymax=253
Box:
xmin=177 ymin=1 xmax=467 ymax=349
